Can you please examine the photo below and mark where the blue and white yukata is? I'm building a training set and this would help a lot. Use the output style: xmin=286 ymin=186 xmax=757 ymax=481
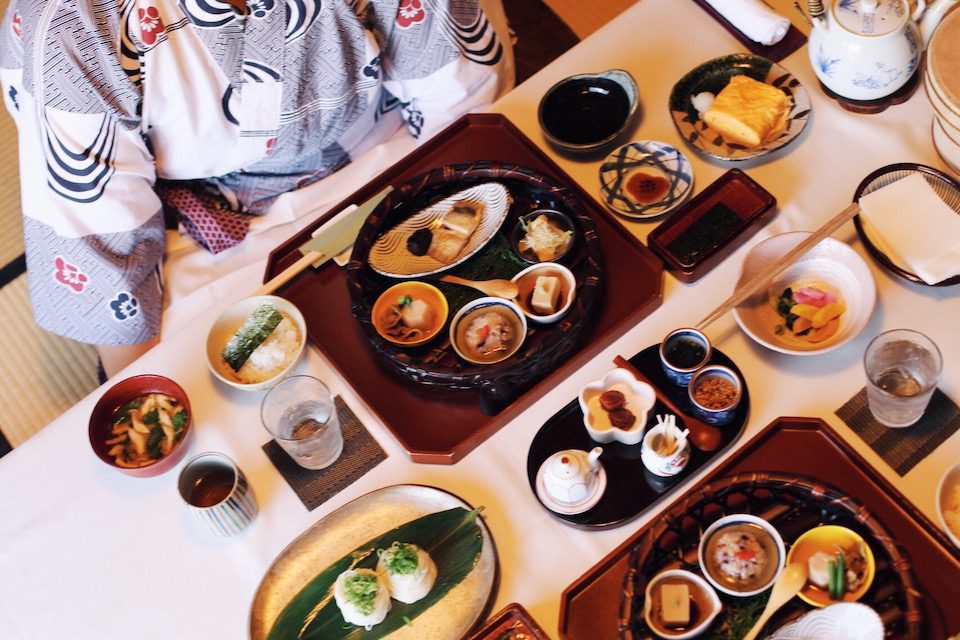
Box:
xmin=0 ymin=0 xmax=512 ymax=345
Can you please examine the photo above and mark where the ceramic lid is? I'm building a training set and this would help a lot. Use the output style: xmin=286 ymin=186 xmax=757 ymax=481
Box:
xmin=927 ymin=7 xmax=960 ymax=109
xmin=833 ymin=0 xmax=909 ymax=36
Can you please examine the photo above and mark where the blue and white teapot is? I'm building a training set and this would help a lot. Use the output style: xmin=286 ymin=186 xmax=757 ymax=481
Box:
xmin=807 ymin=0 xmax=956 ymax=102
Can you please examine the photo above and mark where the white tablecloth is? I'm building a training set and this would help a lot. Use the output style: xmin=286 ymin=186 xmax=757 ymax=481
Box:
xmin=1 ymin=1 xmax=958 ymax=638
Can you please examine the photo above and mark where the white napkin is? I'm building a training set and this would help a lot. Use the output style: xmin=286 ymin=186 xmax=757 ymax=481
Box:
xmin=704 ymin=0 xmax=791 ymax=45
xmin=858 ymin=173 xmax=960 ymax=285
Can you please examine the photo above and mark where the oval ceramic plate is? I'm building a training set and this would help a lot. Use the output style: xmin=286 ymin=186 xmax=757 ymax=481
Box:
xmin=732 ymin=232 xmax=876 ymax=355
xmin=769 ymin=603 xmax=884 ymax=640
xmin=852 ymin=163 xmax=960 ymax=287
xmin=598 ymin=141 xmax=693 ymax=219
xmin=249 ymin=484 xmax=498 ymax=640
xmin=367 ymin=182 xmax=511 ymax=278
xmin=668 ymin=54 xmax=812 ymax=161
xmin=785 ymin=525 xmax=876 ymax=608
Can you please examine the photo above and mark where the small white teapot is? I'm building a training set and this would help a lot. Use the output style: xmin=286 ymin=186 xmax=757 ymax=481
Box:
xmin=807 ymin=0 xmax=956 ymax=102
xmin=541 ymin=447 xmax=603 ymax=505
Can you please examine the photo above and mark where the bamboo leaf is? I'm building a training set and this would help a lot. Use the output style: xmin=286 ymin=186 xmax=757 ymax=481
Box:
xmin=267 ymin=507 xmax=484 ymax=640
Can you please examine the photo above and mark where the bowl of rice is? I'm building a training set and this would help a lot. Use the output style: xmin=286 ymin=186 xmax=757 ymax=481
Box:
xmin=936 ymin=461 xmax=960 ymax=550
xmin=206 ymin=295 xmax=307 ymax=391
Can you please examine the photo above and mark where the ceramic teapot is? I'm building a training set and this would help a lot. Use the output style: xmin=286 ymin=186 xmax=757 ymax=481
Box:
xmin=807 ymin=0 xmax=957 ymax=102
xmin=541 ymin=447 xmax=603 ymax=505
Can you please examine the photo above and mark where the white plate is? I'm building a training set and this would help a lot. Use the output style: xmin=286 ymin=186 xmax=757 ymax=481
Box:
xmin=367 ymin=182 xmax=511 ymax=278
xmin=249 ymin=484 xmax=497 ymax=640
xmin=598 ymin=141 xmax=693 ymax=219
xmin=669 ymin=54 xmax=811 ymax=161
xmin=769 ymin=602 xmax=884 ymax=640
xmin=732 ymin=232 xmax=876 ymax=355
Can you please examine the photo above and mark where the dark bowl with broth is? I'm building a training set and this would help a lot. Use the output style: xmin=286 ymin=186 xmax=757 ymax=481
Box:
xmin=698 ymin=514 xmax=785 ymax=597
xmin=643 ymin=569 xmax=722 ymax=639
xmin=511 ymin=262 xmax=576 ymax=324
xmin=538 ymin=69 xmax=639 ymax=153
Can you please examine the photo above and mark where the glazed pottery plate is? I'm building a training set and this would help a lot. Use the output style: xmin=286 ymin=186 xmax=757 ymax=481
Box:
xmin=669 ymin=53 xmax=812 ymax=161
xmin=853 ymin=163 xmax=960 ymax=287
xmin=769 ymin=603 xmax=884 ymax=640
xmin=785 ymin=525 xmax=876 ymax=607
xmin=732 ymin=232 xmax=876 ymax=355
xmin=367 ymin=182 xmax=511 ymax=278
xmin=249 ymin=484 xmax=498 ymax=640
xmin=598 ymin=141 xmax=693 ymax=219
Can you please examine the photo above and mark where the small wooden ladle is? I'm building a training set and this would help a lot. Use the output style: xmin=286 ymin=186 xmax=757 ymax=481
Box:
xmin=437 ymin=274 xmax=519 ymax=299
xmin=613 ymin=356 xmax=723 ymax=452
xmin=741 ymin=562 xmax=809 ymax=640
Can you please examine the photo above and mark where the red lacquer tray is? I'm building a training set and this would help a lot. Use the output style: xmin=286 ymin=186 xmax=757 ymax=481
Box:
xmin=558 ymin=417 xmax=960 ymax=639
xmin=263 ymin=114 xmax=664 ymax=464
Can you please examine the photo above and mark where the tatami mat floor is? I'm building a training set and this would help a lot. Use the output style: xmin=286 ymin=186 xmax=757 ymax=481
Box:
xmin=0 ymin=0 xmax=635 ymax=455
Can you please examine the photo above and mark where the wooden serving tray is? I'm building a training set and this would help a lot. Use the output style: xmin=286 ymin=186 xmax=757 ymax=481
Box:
xmin=264 ymin=114 xmax=664 ymax=464
xmin=558 ymin=417 xmax=960 ymax=639
xmin=467 ymin=602 xmax=551 ymax=640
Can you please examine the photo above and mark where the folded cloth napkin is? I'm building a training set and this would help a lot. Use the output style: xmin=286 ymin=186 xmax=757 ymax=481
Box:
xmin=859 ymin=173 xmax=960 ymax=285
xmin=704 ymin=0 xmax=790 ymax=45
xmin=155 ymin=181 xmax=253 ymax=254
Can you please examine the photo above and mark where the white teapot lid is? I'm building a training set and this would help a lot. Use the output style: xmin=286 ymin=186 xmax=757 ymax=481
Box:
xmin=834 ymin=0 xmax=909 ymax=36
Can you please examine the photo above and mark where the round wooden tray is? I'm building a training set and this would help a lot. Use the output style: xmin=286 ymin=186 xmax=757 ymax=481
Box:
xmin=345 ymin=162 xmax=604 ymax=396
xmin=619 ymin=473 xmax=921 ymax=640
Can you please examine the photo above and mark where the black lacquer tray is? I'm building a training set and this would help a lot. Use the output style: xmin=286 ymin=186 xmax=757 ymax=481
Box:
xmin=525 ymin=345 xmax=749 ymax=530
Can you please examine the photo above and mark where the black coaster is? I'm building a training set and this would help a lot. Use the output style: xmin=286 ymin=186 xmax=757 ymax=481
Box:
xmin=836 ymin=387 xmax=960 ymax=476
xmin=263 ymin=396 xmax=387 ymax=511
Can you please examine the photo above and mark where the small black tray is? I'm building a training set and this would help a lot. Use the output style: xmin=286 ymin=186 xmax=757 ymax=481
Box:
xmin=525 ymin=345 xmax=749 ymax=529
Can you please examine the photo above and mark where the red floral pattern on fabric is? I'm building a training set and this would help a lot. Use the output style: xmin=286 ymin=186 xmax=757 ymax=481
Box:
xmin=11 ymin=11 xmax=21 ymax=39
xmin=54 ymin=256 xmax=88 ymax=293
xmin=396 ymin=0 xmax=425 ymax=28
xmin=138 ymin=7 xmax=164 ymax=46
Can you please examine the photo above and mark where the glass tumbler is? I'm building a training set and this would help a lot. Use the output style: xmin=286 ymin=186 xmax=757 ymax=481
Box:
xmin=864 ymin=329 xmax=943 ymax=428
xmin=261 ymin=375 xmax=343 ymax=469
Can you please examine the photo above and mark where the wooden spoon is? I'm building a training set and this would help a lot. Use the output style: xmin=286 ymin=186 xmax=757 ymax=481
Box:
xmin=438 ymin=274 xmax=519 ymax=299
xmin=613 ymin=355 xmax=723 ymax=452
xmin=742 ymin=562 xmax=809 ymax=640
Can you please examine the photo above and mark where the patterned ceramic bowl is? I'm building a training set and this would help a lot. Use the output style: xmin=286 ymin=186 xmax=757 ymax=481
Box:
xmin=598 ymin=141 xmax=693 ymax=219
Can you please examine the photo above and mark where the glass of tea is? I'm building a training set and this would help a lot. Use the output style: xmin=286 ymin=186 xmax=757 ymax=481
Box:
xmin=260 ymin=375 xmax=343 ymax=470
xmin=177 ymin=452 xmax=258 ymax=537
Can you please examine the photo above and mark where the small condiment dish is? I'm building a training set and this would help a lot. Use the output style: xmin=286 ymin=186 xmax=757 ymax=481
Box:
xmin=206 ymin=295 xmax=307 ymax=391
xmin=449 ymin=297 xmax=527 ymax=365
xmin=659 ymin=327 xmax=711 ymax=387
xmin=578 ymin=368 xmax=656 ymax=445
xmin=599 ymin=140 xmax=693 ymax=219
xmin=936 ymin=460 xmax=960 ymax=550
xmin=640 ymin=416 xmax=691 ymax=477
xmin=688 ymin=365 xmax=742 ymax=426
xmin=510 ymin=209 xmax=576 ymax=264
xmin=370 ymin=281 xmax=448 ymax=347
xmin=535 ymin=447 xmax=606 ymax=515
xmin=538 ymin=69 xmax=639 ymax=154
xmin=699 ymin=514 xmax=786 ymax=597
xmin=643 ymin=569 xmax=722 ymax=639
xmin=88 ymin=374 xmax=194 ymax=478
xmin=511 ymin=262 xmax=577 ymax=324
xmin=786 ymin=525 xmax=876 ymax=607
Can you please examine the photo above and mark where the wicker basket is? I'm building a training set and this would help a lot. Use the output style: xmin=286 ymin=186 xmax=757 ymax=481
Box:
xmin=344 ymin=162 xmax=603 ymax=397
xmin=619 ymin=472 xmax=922 ymax=639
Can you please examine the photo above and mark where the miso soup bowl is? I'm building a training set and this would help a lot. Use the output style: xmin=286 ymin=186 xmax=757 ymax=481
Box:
xmin=450 ymin=297 xmax=527 ymax=365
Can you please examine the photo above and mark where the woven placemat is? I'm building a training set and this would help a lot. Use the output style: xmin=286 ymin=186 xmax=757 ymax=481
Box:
xmin=263 ymin=396 xmax=387 ymax=510
xmin=836 ymin=387 xmax=960 ymax=476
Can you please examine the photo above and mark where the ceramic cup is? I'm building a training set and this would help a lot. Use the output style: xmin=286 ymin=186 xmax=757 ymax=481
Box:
xmin=659 ymin=327 xmax=711 ymax=386
xmin=641 ymin=422 xmax=691 ymax=477
xmin=177 ymin=452 xmax=258 ymax=537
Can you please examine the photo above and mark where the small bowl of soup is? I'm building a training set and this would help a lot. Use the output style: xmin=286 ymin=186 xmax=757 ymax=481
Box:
xmin=698 ymin=514 xmax=786 ymax=597
xmin=450 ymin=297 xmax=527 ymax=365
xmin=511 ymin=262 xmax=576 ymax=324
xmin=371 ymin=281 xmax=448 ymax=347
xmin=643 ymin=569 xmax=722 ymax=639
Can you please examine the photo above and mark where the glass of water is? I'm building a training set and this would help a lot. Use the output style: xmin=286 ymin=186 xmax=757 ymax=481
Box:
xmin=261 ymin=375 xmax=343 ymax=469
xmin=864 ymin=329 xmax=943 ymax=428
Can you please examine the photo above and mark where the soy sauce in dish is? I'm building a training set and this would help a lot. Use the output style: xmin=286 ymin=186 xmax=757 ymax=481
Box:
xmin=665 ymin=338 xmax=707 ymax=369
xmin=542 ymin=78 xmax=630 ymax=145
xmin=626 ymin=172 xmax=670 ymax=204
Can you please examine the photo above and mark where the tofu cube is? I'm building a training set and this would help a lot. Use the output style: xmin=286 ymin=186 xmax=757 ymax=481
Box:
xmin=659 ymin=582 xmax=690 ymax=628
xmin=530 ymin=275 xmax=561 ymax=315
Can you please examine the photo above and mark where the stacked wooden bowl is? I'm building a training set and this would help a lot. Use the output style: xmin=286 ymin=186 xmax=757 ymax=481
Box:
xmin=926 ymin=8 xmax=960 ymax=174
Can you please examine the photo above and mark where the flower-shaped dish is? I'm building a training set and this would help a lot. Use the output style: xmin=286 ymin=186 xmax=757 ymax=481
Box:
xmin=599 ymin=141 xmax=693 ymax=219
xmin=733 ymin=232 xmax=876 ymax=355
xmin=206 ymin=295 xmax=307 ymax=391
xmin=578 ymin=368 xmax=656 ymax=445
xmin=785 ymin=525 xmax=876 ymax=608
xmin=88 ymin=374 xmax=194 ymax=478
xmin=669 ymin=54 xmax=811 ymax=161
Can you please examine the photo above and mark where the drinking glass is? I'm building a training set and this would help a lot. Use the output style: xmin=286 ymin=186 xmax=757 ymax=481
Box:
xmin=261 ymin=375 xmax=343 ymax=469
xmin=864 ymin=329 xmax=943 ymax=428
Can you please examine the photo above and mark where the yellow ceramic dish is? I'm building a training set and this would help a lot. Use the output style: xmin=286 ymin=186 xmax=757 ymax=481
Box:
xmin=371 ymin=281 xmax=448 ymax=347
xmin=786 ymin=525 xmax=876 ymax=608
